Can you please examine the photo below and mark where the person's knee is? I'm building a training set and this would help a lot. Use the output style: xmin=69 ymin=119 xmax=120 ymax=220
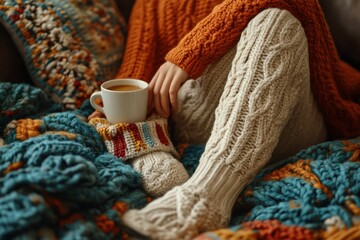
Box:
xmin=232 ymin=7 xmax=310 ymax=106
xmin=261 ymin=8 xmax=305 ymax=38
xmin=238 ymin=8 xmax=308 ymax=71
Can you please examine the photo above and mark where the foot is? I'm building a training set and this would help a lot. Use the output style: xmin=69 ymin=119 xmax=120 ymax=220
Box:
xmin=130 ymin=151 xmax=189 ymax=197
xmin=122 ymin=184 xmax=228 ymax=240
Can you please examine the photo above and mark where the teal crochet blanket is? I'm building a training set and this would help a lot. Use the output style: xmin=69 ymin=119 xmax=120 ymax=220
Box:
xmin=1 ymin=83 xmax=360 ymax=239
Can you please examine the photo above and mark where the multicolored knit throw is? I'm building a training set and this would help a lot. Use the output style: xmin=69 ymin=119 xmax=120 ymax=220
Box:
xmin=89 ymin=117 xmax=178 ymax=161
xmin=195 ymin=138 xmax=360 ymax=240
xmin=0 ymin=0 xmax=126 ymax=109
xmin=1 ymin=83 xmax=360 ymax=239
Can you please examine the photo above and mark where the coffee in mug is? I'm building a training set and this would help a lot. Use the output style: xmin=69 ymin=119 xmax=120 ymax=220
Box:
xmin=106 ymin=85 xmax=142 ymax=91
xmin=90 ymin=79 xmax=148 ymax=123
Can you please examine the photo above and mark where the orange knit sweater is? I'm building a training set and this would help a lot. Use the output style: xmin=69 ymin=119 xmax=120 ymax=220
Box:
xmin=116 ymin=0 xmax=360 ymax=140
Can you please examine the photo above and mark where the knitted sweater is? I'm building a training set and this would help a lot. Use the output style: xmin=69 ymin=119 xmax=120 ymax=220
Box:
xmin=116 ymin=0 xmax=360 ymax=140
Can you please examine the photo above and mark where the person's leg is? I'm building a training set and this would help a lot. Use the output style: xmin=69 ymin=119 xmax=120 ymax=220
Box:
xmin=169 ymin=46 xmax=236 ymax=145
xmin=170 ymin=24 xmax=327 ymax=163
xmin=123 ymin=8 xmax=327 ymax=239
xmin=129 ymin=151 xmax=189 ymax=197
xmin=0 ymin=23 xmax=31 ymax=84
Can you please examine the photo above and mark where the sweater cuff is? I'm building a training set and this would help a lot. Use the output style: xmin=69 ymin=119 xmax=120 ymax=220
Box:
xmin=165 ymin=47 xmax=207 ymax=80
xmin=89 ymin=116 xmax=178 ymax=160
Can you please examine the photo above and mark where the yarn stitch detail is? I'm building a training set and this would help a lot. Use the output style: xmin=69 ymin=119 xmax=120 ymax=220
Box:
xmin=0 ymin=0 xmax=126 ymax=109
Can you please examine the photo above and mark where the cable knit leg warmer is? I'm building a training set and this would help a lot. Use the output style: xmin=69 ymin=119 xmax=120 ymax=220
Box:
xmin=170 ymin=47 xmax=236 ymax=144
xmin=123 ymin=9 xmax=320 ymax=239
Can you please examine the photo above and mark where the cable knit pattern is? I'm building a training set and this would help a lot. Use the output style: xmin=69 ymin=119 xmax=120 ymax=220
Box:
xmin=116 ymin=0 xmax=360 ymax=140
xmin=170 ymin=47 xmax=236 ymax=144
xmin=122 ymin=9 xmax=317 ymax=239
xmin=130 ymin=152 xmax=189 ymax=197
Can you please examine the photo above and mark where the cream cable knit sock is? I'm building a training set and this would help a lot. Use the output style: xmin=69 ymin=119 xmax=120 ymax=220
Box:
xmin=129 ymin=151 xmax=189 ymax=197
xmin=123 ymin=8 xmax=312 ymax=239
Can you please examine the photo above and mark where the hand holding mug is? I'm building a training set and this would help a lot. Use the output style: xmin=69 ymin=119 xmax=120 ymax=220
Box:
xmin=90 ymin=79 xmax=148 ymax=123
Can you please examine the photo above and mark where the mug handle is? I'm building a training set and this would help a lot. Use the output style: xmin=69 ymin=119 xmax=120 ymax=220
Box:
xmin=90 ymin=91 xmax=105 ymax=114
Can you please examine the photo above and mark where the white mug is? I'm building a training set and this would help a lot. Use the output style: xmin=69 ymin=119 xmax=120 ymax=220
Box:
xmin=90 ymin=79 xmax=149 ymax=123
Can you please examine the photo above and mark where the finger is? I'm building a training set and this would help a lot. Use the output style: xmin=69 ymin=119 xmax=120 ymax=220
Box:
xmin=88 ymin=110 xmax=104 ymax=120
xmin=169 ymin=71 xmax=186 ymax=112
xmin=153 ymin=72 xmax=166 ymax=117
xmin=160 ymin=71 xmax=174 ymax=118
xmin=95 ymin=98 xmax=103 ymax=107
xmin=148 ymin=71 xmax=159 ymax=112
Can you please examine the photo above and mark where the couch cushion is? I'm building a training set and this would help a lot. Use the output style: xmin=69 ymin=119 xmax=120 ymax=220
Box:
xmin=0 ymin=0 xmax=127 ymax=109
xmin=319 ymin=0 xmax=360 ymax=70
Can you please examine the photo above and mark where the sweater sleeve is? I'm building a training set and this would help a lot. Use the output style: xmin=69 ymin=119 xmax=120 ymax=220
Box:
xmin=165 ymin=0 xmax=278 ymax=79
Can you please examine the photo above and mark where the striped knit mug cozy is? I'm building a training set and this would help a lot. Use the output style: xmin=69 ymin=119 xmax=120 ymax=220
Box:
xmin=89 ymin=116 xmax=179 ymax=161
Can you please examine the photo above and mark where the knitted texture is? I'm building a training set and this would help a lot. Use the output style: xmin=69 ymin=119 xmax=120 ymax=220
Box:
xmin=0 ymin=83 xmax=146 ymax=239
xmin=0 ymin=82 xmax=56 ymax=135
xmin=1 ymin=83 xmax=360 ymax=239
xmin=170 ymin=46 xmax=236 ymax=145
xmin=0 ymin=0 xmax=126 ymax=109
xmin=122 ymin=8 xmax=319 ymax=240
xmin=89 ymin=115 xmax=188 ymax=197
xmin=116 ymin=0 xmax=360 ymax=140
xmin=89 ymin=117 xmax=178 ymax=161
xmin=197 ymin=138 xmax=360 ymax=240
xmin=130 ymin=152 xmax=189 ymax=197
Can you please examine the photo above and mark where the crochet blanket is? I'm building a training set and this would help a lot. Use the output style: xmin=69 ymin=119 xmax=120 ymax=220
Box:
xmin=1 ymin=83 xmax=360 ymax=240
xmin=0 ymin=0 xmax=126 ymax=109
xmin=1 ymin=1 xmax=360 ymax=238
